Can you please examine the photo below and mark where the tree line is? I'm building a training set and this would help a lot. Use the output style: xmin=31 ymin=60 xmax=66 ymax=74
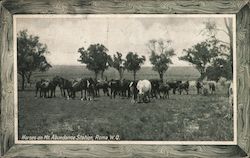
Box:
xmin=17 ymin=18 xmax=233 ymax=90
xmin=77 ymin=39 xmax=175 ymax=82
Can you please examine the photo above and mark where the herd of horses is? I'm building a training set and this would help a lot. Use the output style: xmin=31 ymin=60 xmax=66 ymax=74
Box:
xmin=35 ymin=76 xmax=218 ymax=103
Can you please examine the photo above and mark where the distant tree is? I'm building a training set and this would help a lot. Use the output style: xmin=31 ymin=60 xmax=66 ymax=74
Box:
xmin=206 ymin=58 xmax=232 ymax=81
xmin=147 ymin=39 xmax=175 ymax=81
xmin=124 ymin=52 xmax=145 ymax=81
xmin=202 ymin=18 xmax=233 ymax=70
xmin=110 ymin=52 xmax=126 ymax=81
xmin=78 ymin=44 xmax=111 ymax=80
xmin=179 ymin=40 xmax=219 ymax=80
xmin=17 ymin=30 xmax=51 ymax=90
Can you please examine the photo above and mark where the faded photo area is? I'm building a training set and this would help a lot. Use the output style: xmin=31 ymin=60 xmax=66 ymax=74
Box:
xmin=16 ymin=15 xmax=235 ymax=142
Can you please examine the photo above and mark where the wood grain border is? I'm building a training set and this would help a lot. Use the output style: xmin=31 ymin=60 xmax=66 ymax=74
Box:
xmin=0 ymin=0 xmax=249 ymax=157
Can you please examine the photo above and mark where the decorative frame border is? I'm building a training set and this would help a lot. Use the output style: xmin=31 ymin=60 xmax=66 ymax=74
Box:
xmin=0 ymin=0 xmax=249 ymax=157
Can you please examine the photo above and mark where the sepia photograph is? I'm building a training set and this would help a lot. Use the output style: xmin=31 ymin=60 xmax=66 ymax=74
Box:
xmin=14 ymin=14 xmax=236 ymax=143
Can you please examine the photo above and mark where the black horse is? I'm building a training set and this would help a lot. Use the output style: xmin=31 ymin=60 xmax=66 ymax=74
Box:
xmin=178 ymin=81 xmax=189 ymax=95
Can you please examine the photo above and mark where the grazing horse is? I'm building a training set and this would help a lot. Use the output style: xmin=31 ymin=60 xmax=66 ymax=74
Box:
xmin=178 ymin=81 xmax=189 ymax=95
xmin=137 ymin=80 xmax=152 ymax=103
xmin=159 ymin=82 xmax=171 ymax=99
xmin=196 ymin=81 xmax=203 ymax=94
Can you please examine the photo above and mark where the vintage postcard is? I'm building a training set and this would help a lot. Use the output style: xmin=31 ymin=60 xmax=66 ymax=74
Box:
xmin=14 ymin=14 xmax=236 ymax=144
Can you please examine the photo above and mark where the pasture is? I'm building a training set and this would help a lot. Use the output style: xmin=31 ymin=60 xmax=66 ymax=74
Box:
xmin=18 ymin=71 xmax=233 ymax=141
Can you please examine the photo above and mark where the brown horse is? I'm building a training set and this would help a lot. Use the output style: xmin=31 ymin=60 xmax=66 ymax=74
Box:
xmin=70 ymin=78 xmax=95 ymax=100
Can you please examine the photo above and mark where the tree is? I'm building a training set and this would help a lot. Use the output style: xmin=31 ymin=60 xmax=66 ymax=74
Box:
xmin=124 ymin=52 xmax=145 ymax=81
xmin=202 ymin=18 xmax=233 ymax=71
xmin=110 ymin=52 xmax=126 ymax=81
xmin=206 ymin=58 xmax=232 ymax=81
xmin=147 ymin=39 xmax=175 ymax=81
xmin=78 ymin=44 xmax=111 ymax=80
xmin=179 ymin=40 xmax=219 ymax=80
xmin=17 ymin=30 xmax=51 ymax=90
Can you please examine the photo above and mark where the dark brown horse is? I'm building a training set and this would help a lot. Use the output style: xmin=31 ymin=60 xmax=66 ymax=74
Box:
xmin=178 ymin=81 xmax=190 ymax=95
xmin=70 ymin=78 xmax=95 ymax=100
xmin=95 ymin=80 xmax=110 ymax=97
xmin=159 ymin=82 xmax=171 ymax=99
xmin=35 ymin=77 xmax=60 ymax=98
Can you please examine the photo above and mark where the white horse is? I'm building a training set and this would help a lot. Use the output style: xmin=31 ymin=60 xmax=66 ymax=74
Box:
xmin=137 ymin=80 xmax=152 ymax=103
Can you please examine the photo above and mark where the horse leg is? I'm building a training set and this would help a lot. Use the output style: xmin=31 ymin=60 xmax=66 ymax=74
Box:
xmin=63 ymin=89 xmax=66 ymax=97
xmin=110 ymin=89 xmax=113 ymax=99
xmin=81 ymin=90 xmax=83 ymax=100
xmin=35 ymin=88 xmax=38 ymax=97
xmin=84 ymin=89 xmax=87 ymax=100
xmin=113 ymin=90 xmax=116 ymax=99
xmin=53 ymin=88 xmax=56 ymax=97
xmin=40 ymin=89 xmax=42 ymax=97
xmin=60 ymin=88 xmax=63 ymax=97
xmin=66 ymin=89 xmax=70 ymax=99
xmin=50 ymin=89 xmax=53 ymax=98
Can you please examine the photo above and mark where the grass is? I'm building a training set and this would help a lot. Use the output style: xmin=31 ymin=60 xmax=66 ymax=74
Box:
xmin=18 ymin=85 xmax=233 ymax=141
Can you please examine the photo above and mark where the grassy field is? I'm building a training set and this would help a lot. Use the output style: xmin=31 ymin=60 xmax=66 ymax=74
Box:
xmin=18 ymin=81 xmax=233 ymax=141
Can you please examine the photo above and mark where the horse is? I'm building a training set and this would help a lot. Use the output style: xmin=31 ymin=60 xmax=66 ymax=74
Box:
xmin=208 ymin=81 xmax=216 ymax=94
xmin=70 ymin=78 xmax=95 ymax=100
xmin=120 ymin=79 xmax=131 ymax=98
xmin=196 ymin=81 xmax=203 ymax=94
xmin=108 ymin=79 xmax=121 ymax=99
xmin=129 ymin=80 xmax=139 ymax=103
xmin=95 ymin=79 xmax=110 ymax=97
xmin=137 ymin=80 xmax=152 ymax=103
xmin=159 ymin=82 xmax=171 ymax=99
xmin=202 ymin=81 xmax=216 ymax=94
xmin=56 ymin=77 xmax=73 ymax=98
xmin=167 ymin=81 xmax=182 ymax=94
xmin=35 ymin=79 xmax=46 ymax=97
xmin=150 ymin=79 xmax=160 ymax=98
xmin=35 ymin=77 xmax=60 ymax=98
xmin=178 ymin=81 xmax=189 ymax=95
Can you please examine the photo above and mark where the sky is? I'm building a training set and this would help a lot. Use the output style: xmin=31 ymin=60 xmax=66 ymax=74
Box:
xmin=16 ymin=15 xmax=233 ymax=67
